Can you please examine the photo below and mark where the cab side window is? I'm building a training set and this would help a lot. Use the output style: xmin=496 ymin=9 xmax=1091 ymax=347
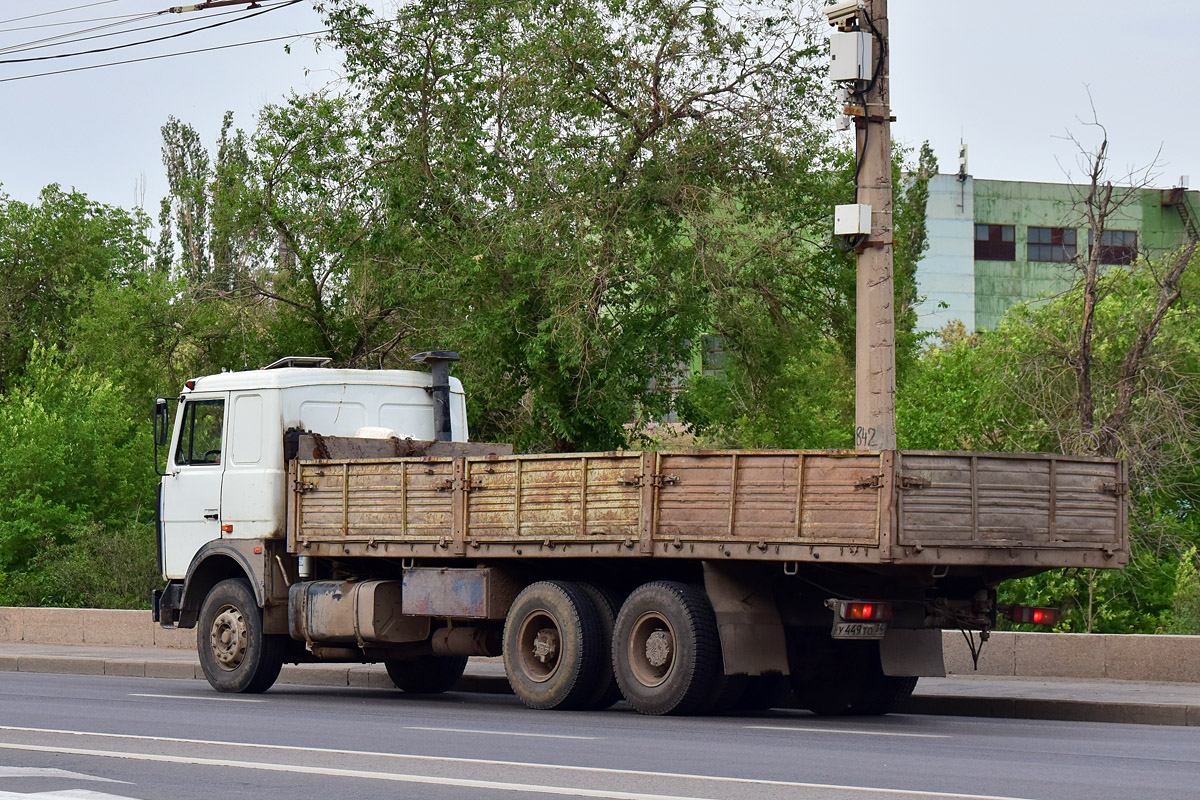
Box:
xmin=174 ymin=399 xmax=225 ymax=466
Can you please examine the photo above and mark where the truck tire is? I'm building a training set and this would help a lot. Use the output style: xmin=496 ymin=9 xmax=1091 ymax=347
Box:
xmin=702 ymin=673 xmax=748 ymax=714
xmin=385 ymin=655 xmax=469 ymax=694
xmin=503 ymin=581 xmax=604 ymax=710
xmin=849 ymin=675 xmax=919 ymax=715
xmin=612 ymin=582 xmax=722 ymax=716
xmin=734 ymin=673 xmax=791 ymax=712
xmin=788 ymin=635 xmax=866 ymax=716
xmin=197 ymin=578 xmax=286 ymax=693
xmin=577 ymin=582 xmax=623 ymax=711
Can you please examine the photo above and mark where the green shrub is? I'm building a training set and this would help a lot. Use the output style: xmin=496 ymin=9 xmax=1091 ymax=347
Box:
xmin=0 ymin=522 xmax=159 ymax=609
xmin=1167 ymin=547 xmax=1200 ymax=635
xmin=0 ymin=347 xmax=152 ymax=575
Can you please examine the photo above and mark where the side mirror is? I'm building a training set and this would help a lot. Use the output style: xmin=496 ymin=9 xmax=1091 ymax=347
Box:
xmin=154 ymin=398 xmax=171 ymax=447
xmin=154 ymin=398 xmax=173 ymax=477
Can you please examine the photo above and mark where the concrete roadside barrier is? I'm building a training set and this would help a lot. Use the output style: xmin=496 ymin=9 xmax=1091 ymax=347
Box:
xmin=0 ymin=607 xmax=192 ymax=649
xmin=4 ymin=607 xmax=1200 ymax=683
xmin=941 ymin=630 xmax=1200 ymax=683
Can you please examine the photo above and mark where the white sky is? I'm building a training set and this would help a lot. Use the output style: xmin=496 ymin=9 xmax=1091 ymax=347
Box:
xmin=890 ymin=2 xmax=1199 ymax=189
xmin=0 ymin=1 xmax=1197 ymax=216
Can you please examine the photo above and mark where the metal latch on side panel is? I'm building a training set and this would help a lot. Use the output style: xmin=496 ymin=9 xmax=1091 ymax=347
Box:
xmin=293 ymin=480 xmax=317 ymax=494
xmin=620 ymin=472 xmax=680 ymax=488
xmin=899 ymin=475 xmax=930 ymax=490
xmin=855 ymin=474 xmax=884 ymax=490
xmin=436 ymin=478 xmax=483 ymax=492
xmin=1101 ymin=482 xmax=1128 ymax=497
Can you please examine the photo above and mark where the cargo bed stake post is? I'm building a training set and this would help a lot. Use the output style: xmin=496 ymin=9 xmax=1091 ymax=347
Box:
xmin=410 ymin=351 xmax=461 ymax=441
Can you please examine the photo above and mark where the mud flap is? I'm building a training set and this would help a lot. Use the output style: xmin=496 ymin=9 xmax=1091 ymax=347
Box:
xmin=702 ymin=562 xmax=789 ymax=676
xmin=879 ymin=628 xmax=945 ymax=677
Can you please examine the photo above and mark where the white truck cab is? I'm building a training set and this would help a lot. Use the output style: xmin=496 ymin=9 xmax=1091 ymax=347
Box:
xmin=157 ymin=358 xmax=468 ymax=580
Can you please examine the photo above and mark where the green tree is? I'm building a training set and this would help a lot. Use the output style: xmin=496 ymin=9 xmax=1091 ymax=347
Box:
xmin=159 ymin=116 xmax=212 ymax=284
xmin=202 ymin=0 xmax=846 ymax=452
xmin=681 ymin=143 xmax=937 ymax=448
xmin=0 ymin=186 xmax=150 ymax=394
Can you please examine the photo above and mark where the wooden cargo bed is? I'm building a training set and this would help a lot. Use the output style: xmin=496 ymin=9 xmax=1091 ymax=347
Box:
xmin=286 ymin=447 xmax=1128 ymax=570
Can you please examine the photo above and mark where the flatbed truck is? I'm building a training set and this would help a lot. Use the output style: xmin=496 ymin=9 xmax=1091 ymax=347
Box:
xmin=153 ymin=355 xmax=1128 ymax=715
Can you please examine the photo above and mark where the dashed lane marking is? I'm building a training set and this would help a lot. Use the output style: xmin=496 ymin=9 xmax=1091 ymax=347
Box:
xmin=404 ymin=726 xmax=599 ymax=740
xmin=127 ymin=694 xmax=264 ymax=703
xmin=745 ymin=725 xmax=950 ymax=739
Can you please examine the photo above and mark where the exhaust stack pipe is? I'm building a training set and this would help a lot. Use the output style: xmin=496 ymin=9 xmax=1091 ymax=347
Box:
xmin=409 ymin=351 xmax=460 ymax=441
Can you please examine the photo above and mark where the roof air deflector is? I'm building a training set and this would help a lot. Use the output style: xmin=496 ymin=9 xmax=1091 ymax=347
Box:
xmin=262 ymin=356 xmax=333 ymax=370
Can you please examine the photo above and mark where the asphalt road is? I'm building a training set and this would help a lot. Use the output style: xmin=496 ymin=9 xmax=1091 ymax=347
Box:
xmin=0 ymin=673 xmax=1198 ymax=800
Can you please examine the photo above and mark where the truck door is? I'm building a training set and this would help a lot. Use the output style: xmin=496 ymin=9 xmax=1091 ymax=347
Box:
xmin=160 ymin=395 xmax=227 ymax=579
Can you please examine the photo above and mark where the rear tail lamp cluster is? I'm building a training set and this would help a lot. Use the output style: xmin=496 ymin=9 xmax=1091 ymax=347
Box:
xmin=1009 ymin=605 xmax=1060 ymax=626
xmin=837 ymin=601 xmax=892 ymax=621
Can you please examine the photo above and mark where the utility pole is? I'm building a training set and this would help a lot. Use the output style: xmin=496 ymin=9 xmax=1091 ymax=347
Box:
xmin=853 ymin=0 xmax=895 ymax=451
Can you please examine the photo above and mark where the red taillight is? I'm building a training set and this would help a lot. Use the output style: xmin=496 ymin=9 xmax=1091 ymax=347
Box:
xmin=185 ymin=380 xmax=196 ymax=390
xmin=1009 ymin=605 xmax=1060 ymax=626
xmin=843 ymin=601 xmax=892 ymax=621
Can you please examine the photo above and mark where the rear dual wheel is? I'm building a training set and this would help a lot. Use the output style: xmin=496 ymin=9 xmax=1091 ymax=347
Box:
xmin=503 ymin=578 xmax=764 ymax=716
xmin=612 ymin=581 xmax=723 ymax=716
xmin=503 ymin=581 xmax=606 ymax=710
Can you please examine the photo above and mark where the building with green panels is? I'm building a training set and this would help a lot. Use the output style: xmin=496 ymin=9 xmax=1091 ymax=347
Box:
xmin=915 ymin=174 xmax=1199 ymax=333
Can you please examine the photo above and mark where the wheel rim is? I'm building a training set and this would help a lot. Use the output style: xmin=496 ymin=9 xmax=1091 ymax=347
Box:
xmin=516 ymin=609 xmax=562 ymax=683
xmin=209 ymin=603 xmax=248 ymax=671
xmin=627 ymin=611 xmax=675 ymax=688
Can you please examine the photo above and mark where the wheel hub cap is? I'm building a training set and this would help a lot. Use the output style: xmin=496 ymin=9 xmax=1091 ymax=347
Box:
xmin=516 ymin=611 xmax=562 ymax=683
xmin=628 ymin=612 xmax=676 ymax=688
xmin=210 ymin=605 xmax=248 ymax=671
xmin=644 ymin=630 xmax=672 ymax=667
xmin=532 ymin=628 xmax=559 ymax=663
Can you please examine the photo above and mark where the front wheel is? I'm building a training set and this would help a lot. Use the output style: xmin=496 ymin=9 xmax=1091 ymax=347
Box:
xmin=197 ymin=578 xmax=285 ymax=693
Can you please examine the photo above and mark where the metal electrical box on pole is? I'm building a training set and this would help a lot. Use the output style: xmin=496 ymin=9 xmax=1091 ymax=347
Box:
xmin=826 ymin=0 xmax=896 ymax=451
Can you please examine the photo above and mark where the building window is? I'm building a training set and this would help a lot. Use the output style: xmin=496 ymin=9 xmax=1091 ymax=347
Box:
xmin=1090 ymin=229 xmax=1138 ymax=265
xmin=974 ymin=224 xmax=1015 ymax=260
xmin=1027 ymin=227 xmax=1077 ymax=262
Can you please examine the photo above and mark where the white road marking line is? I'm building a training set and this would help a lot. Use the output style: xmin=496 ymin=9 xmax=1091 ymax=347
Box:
xmin=405 ymin=726 xmax=599 ymax=740
xmin=0 ymin=726 xmax=1038 ymax=800
xmin=0 ymin=743 xmax=720 ymax=800
xmin=746 ymin=725 xmax=950 ymax=739
xmin=0 ymin=767 xmax=129 ymax=784
xmin=127 ymin=693 xmax=264 ymax=703
xmin=0 ymin=741 xmax=1039 ymax=800
xmin=0 ymin=791 xmax=140 ymax=800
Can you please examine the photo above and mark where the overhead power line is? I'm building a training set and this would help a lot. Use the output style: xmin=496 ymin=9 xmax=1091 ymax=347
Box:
xmin=0 ymin=13 xmax=164 ymax=56
xmin=0 ymin=0 xmax=302 ymax=65
xmin=0 ymin=28 xmax=329 ymax=84
xmin=0 ymin=12 xmax=153 ymax=35
xmin=0 ymin=1 xmax=123 ymax=27
xmin=0 ymin=1 xmax=295 ymax=57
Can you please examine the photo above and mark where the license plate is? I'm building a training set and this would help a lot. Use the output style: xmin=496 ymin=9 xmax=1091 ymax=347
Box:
xmin=832 ymin=621 xmax=887 ymax=640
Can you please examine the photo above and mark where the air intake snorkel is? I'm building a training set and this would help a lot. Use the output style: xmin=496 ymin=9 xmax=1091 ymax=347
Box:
xmin=409 ymin=351 xmax=460 ymax=442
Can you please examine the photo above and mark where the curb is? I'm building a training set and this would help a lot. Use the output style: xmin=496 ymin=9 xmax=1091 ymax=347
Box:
xmin=2 ymin=654 xmax=1196 ymax=726
xmin=901 ymin=695 xmax=1200 ymax=726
